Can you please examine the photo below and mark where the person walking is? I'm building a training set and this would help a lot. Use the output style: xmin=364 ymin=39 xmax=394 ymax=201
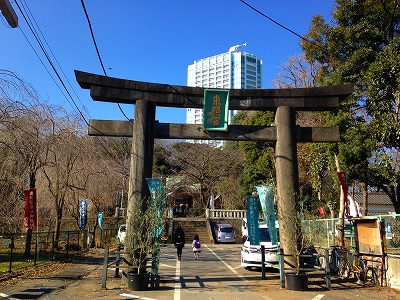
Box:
xmin=192 ymin=234 xmax=201 ymax=260
xmin=174 ymin=225 xmax=185 ymax=260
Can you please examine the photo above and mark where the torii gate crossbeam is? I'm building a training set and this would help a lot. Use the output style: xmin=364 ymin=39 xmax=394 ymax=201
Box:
xmin=75 ymin=70 xmax=352 ymax=110
xmin=88 ymin=119 xmax=339 ymax=142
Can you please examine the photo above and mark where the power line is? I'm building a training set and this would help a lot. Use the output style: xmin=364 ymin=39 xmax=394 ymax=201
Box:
xmin=239 ymin=0 xmax=328 ymax=53
xmin=79 ymin=0 xmax=130 ymax=121
xmin=19 ymin=0 xmax=90 ymax=117
xmin=14 ymin=0 xmax=116 ymax=138
xmin=17 ymin=26 xmax=68 ymax=101
xmin=6 ymin=0 xmax=139 ymax=154
xmin=14 ymin=0 xmax=90 ymax=125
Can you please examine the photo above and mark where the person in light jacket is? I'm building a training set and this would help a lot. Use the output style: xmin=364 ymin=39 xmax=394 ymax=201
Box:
xmin=192 ymin=234 xmax=201 ymax=260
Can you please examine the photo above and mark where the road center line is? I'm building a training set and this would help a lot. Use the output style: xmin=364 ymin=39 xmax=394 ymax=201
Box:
xmin=204 ymin=244 xmax=249 ymax=282
xmin=0 ymin=292 xmax=20 ymax=300
xmin=312 ymin=294 xmax=325 ymax=300
xmin=159 ymin=263 xmax=178 ymax=269
xmin=119 ymin=294 xmax=156 ymax=300
xmin=174 ymin=259 xmax=181 ymax=300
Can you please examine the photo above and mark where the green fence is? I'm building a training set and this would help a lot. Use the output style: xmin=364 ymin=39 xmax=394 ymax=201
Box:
xmin=302 ymin=214 xmax=400 ymax=254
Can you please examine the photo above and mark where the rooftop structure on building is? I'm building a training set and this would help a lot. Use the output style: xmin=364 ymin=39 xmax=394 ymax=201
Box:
xmin=353 ymin=192 xmax=395 ymax=215
xmin=186 ymin=44 xmax=262 ymax=146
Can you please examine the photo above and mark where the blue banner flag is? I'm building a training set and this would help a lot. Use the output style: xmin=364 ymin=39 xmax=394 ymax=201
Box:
xmin=78 ymin=199 xmax=87 ymax=230
xmin=257 ymin=186 xmax=278 ymax=245
xmin=247 ymin=195 xmax=260 ymax=245
xmin=98 ymin=212 xmax=103 ymax=230
xmin=147 ymin=178 xmax=163 ymax=200
xmin=146 ymin=178 xmax=165 ymax=238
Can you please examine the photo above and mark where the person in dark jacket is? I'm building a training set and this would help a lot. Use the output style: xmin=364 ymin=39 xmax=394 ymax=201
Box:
xmin=174 ymin=225 xmax=185 ymax=260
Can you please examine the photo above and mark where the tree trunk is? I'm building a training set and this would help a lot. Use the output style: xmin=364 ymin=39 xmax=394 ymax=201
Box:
xmin=381 ymin=184 xmax=400 ymax=214
xmin=359 ymin=182 xmax=368 ymax=216
xmin=54 ymin=207 xmax=63 ymax=248
xmin=24 ymin=229 xmax=33 ymax=257
xmin=24 ymin=173 xmax=36 ymax=257
xmin=90 ymin=223 xmax=98 ymax=248
xmin=334 ymin=154 xmax=345 ymax=247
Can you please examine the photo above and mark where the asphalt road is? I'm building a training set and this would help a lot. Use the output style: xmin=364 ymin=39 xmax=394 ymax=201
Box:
xmin=127 ymin=243 xmax=400 ymax=300
xmin=1 ymin=244 xmax=400 ymax=300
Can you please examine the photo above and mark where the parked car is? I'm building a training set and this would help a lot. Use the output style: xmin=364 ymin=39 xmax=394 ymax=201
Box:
xmin=241 ymin=223 xmax=279 ymax=270
xmin=241 ymin=218 xmax=248 ymax=239
xmin=117 ymin=224 xmax=126 ymax=244
xmin=214 ymin=223 xmax=235 ymax=243
xmin=241 ymin=217 xmax=269 ymax=240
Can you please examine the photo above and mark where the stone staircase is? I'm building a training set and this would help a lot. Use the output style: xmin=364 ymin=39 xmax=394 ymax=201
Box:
xmin=173 ymin=218 xmax=212 ymax=245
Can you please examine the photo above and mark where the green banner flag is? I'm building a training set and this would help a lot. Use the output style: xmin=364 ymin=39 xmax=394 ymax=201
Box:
xmin=146 ymin=178 xmax=165 ymax=238
xmin=257 ymin=186 xmax=278 ymax=245
xmin=247 ymin=195 xmax=260 ymax=245
xmin=203 ymin=89 xmax=229 ymax=131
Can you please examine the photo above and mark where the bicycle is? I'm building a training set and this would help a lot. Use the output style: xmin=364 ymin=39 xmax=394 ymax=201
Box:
xmin=317 ymin=246 xmax=350 ymax=278
xmin=340 ymin=248 xmax=379 ymax=285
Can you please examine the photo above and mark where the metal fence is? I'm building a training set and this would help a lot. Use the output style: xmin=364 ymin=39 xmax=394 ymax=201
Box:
xmin=302 ymin=214 xmax=400 ymax=254
xmin=0 ymin=229 xmax=120 ymax=274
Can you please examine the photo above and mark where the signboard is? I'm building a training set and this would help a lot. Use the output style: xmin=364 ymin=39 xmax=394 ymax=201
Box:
xmin=247 ymin=195 xmax=260 ymax=245
xmin=23 ymin=188 xmax=37 ymax=232
xmin=203 ymin=89 xmax=229 ymax=131
xmin=257 ymin=185 xmax=278 ymax=245
xmin=353 ymin=218 xmax=383 ymax=256
xmin=386 ymin=222 xmax=393 ymax=239
xmin=78 ymin=199 xmax=87 ymax=230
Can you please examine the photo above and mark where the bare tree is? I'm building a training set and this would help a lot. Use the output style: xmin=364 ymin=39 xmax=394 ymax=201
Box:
xmin=168 ymin=142 xmax=244 ymax=210
xmin=40 ymin=113 xmax=87 ymax=247
xmin=0 ymin=70 xmax=55 ymax=255
xmin=272 ymin=54 xmax=321 ymax=89
xmin=79 ymin=137 xmax=123 ymax=247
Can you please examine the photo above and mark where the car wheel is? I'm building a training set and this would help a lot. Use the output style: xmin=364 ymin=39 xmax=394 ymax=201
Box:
xmin=244 ymin=266 xmax=252 ymax=270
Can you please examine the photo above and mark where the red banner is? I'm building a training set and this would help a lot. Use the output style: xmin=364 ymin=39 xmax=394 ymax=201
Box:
xmin=337 ymin=172 xmax=350 ymax=218
xmin=24 ymin=188 xmax=37 ymax=231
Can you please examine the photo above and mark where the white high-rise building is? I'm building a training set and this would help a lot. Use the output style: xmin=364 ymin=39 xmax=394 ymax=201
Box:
xmin=186 ymin=44 xmax=262 ymax=145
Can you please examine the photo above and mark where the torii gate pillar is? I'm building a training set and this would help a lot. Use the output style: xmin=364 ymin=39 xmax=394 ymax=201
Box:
xmin=125 ymin=100 xmax=155 ymax=257
xmin=275 ymin=106 xmax=300 ymax=267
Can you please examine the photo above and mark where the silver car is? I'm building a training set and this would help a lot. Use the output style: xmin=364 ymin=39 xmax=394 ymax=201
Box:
xmin=214 ymin=224 xmax=235 ymax=243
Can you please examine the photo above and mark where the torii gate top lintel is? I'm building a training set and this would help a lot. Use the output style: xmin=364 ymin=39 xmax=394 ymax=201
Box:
xmin=74 ymin=70 xmax=353 ymax=111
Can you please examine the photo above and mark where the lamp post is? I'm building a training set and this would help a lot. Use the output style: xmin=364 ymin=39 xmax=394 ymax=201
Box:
xmin=0 ymin=0 xmax=18 ymax=28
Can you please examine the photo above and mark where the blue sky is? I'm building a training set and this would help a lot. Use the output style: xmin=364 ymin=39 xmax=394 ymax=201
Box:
xmin=1 ymin=1 xmax=335 ymax=124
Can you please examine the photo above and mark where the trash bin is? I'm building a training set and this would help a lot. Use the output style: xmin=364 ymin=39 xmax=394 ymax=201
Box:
xmin=127 ymin=272 xmax=150 ymax=291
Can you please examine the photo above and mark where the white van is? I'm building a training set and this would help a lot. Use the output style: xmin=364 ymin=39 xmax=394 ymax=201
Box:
xmin=240 ymin=223 xmax=279 ymax=270
xmin=241 ymin=217 xmax=266 ymax=238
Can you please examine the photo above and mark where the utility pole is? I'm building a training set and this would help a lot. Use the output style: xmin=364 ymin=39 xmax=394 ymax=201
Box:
xmin=0 ymin=0 xmax=18 ymax=28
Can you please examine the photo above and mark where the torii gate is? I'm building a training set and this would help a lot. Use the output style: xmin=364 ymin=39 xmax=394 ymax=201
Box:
xmin=75 ymin=70 xmax=353 ymax=266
